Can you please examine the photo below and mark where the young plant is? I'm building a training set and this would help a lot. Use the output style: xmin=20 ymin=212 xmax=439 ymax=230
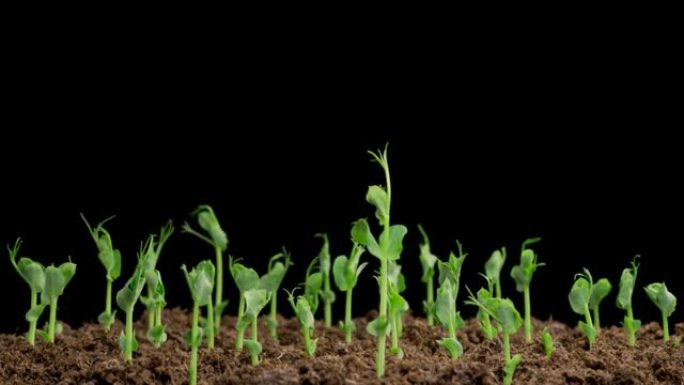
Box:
xmin=239 ymin=289 xmax=271 ymax=365
xmin=435 ymin=279 xmax=463 ymax=360
xmin=510 ymin=237 xmax=543 ymax=343
xmin=260 ymin=248 xmax=292 ymax=339
xmin=568 ymin=269 xmax=597 ymax=349
xmin=436 ymin=243 xmax=467 ymax=333
xmin=316 ymin=234 xmax=336 ymax=327
xmin=116 ymin=241 xmax=150 ymax=361
xmin=7 ymin=238 xmax=45 ymax=345
xmin=40 ymin=260 xmax=77 ymax=344
xmin=541 ymin=327 xmax=555 ymax=358
xmin=183 ymin=205 xmax=229 ymax=329
xmin=466 ymin=291 xmax=523 ymax=385
xmin=81 ymin=214 xmax=121 ymax=332
xmin=141 ymin=221 xmax=174 ymax=346
xmin=286 ymin=289 xmax=317 ymax=357
xmin=473 ymin=282 xmax=497 ymax=340
xmin=229 ymin=257 xmax=260 ymax=354
xmin=332 ymin=242 xmax=367 ymax=343
xmin=181 ymin=260 xmax=215 ymax=385
xmin=616 ymin=258 xmax=641 ymax=346
xmin=387 ymin=261 xmax=409 ymax=357
xmin=303 ymin=256 xmax=322 ymax=316
xmin=485 ymin=247 xmax=506 ymax=298
xmin=644 ymin=282 xmax=677 ymax=342
xmin=588 ymin=274 xmax=612 ymax=333
xmin=417 ymin=224 xmax=438 ymax=326
xmin=351 ymin=145 xmax=408 ymax=378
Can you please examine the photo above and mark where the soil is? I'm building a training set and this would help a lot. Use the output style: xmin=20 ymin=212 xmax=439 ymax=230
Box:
xmin=0 ymin=309 xmax=682 ymax=385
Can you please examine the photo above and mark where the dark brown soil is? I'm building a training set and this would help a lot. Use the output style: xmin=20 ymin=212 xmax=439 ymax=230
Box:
xmin=1 ymin=308 xmax=682 ymax=384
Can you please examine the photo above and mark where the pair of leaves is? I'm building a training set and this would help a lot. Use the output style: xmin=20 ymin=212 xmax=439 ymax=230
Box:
xmin=485 ymin=248 xmax=506 ymax=285
xmin=437 ymin=337 xmax=463 ymax=360
xmin=81 ymin=214 xmax=122 ymax=281
xmin=286 ymin=291 xmax=318 ymax=358
xmin=437 ymin=245 xmax=466 ymax=292
xmin=568 ymin=271 xmax=597 ymax=346
xmin=466 ymin=293 xmax=522 ymax=335
xmin=260 ymin=250 xmax=292 ymax=293
xmin=147 ymin=325 xmax=167 ymax=346
xmin=332 ymin=244 xmax=367 ymax=292
xmin=182 ymin=260 xmax=215 ymax=307
xmin=183 ymin=205 xmax=228 ymax=251
xmin=417 ymin=225 xmax=438 ymax=283
xmin=510 ymin=238 xmax=542 ymax=292
xmin=304 ymin=257 xmax=322 ymax=313
xmin=230 ymin=258 xmax=260 ymax=293
xmin=644 ymin=282 xmax=677 ymax=317
xmin=143 ymin=221 xmax=174 ymax=274
xmin=116 ymin=240 xmax=151 ymax=312
xmin=351 ymin=219 xmax=407 ymax=262
xmin=616 ymin=258 xmax=639 ymax=310
xmin=236 ymin=289 xmax=271 ymax=332
xmin=474 ymin=286 xmax=497 ymax=339
xmin=42 ymin=263 xmax=77 ymax=304
xmin=8 ymin=239 xmax=45 ymax=293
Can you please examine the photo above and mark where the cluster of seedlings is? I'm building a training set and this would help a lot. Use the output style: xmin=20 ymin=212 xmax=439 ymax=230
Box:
xmin=6 ymin=145 xmax=681 ymax=385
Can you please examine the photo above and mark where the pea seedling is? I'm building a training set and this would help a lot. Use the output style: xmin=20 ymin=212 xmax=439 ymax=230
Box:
xmin=541 ymin=327 xmax=555 ymax=358
xmin=436 ymin=243 xmax=467 ymax=333
xmin=229 ymin=256 xmax=260 ymax=353
xmin=332 ymin=242 xmax=367 ymax=343
xmin=141 ymin=221 xmax=174 ymax=346
xmin=644 ymin=282 xmax=677 ymax=342
xmin=417 ymin=224 xmax=438 ymax=326
xmin=510 ymin=237 xmax=543 ymax=343
xmin=351 ymin=145 xmax=408 ymax=378
xmin=473 ymin=283 xmax=497 ymax=340
xmin=260 ymin=248 xmax=292 ymax=339
xmin=81 ymin=214 xmax=121 ymax=332
xmin=239 ymin=289 xmax=271 ymax=365
xmin=40 ymin=260 xmax=77 ymax=344
xmin=315 ymin=234 xmax=336 ymax=327
xmin=568 ymin=269 xmax=597 ymax=349
xmin=485 ymin=247 xmax=506 ymax=299
xmin=387 ymin=261 xmax=409 ymax=357
xmin=116 ymin=240 xmax=150 ymax=361
xmin=435 ymin=279 xmax=463 ymax=360
xmin=286 ymin=289 xmax=317 ymax=357
xmin=181 ymin=260 xmax=215 ymax=385
xmin=7 ymin=238 xmax=45 ymax=345
xmin=303 ymin=256 xmax=322 ymax=316
xmin=588 ymin=273 xmax=611 ymax=333
xmin=616 ymin=257 xmax=640 ymax=346
xmin=183 ymin=205 xmax=229 ymax=329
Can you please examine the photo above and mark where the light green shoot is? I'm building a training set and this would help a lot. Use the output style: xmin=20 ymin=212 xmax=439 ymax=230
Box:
xmin=332 ymin=242 xmax=367 ymax=343
xmin=541 ymin=327 xmax=555 ymax=358
xmin=644 ymin=282 xmax=677 ymax=342
xmin=466 ymin=289 xmax=523 ymax=385
xmin=417 ymin=224 xmax=438 ymax=326
xmin=40 ymin=261 xmax=77 ymax=344
xmin=435 ymin=279 xmax=463 ymax=360
xmin=510 ymin=237 xmax=543 ymax=343
xmin=315 ymin=234 xmax=336 ymax=327
xmin=616 ymin=257 xmax=641 ymax=346
xmin=181 ymin=260 xmax=215 ymax=385
xmin=436 ymin=243 xmax=467 ymax=333
xmin=81 ymin=214 xmax=121 ymax=332
xmin=387 ymin=261 xmax=409 ymax=357
xmin=141 ymin=221 xmax=174 ymax=346
xmin=238 ymin=289 xmax=271 ymax=365
xmin=260 ymin=248 xmax=292 ymax=339
xmin=7 ymin=238 xmax=45 ymax=345
xmin=286 ymin=288 xmax=318 ymax=357
xmin=183 ymin=205 xmax=228 ymax=330
xmin=473 ymin=280 xmax=497 ymax=340
xmin=303 ymin=256 xmax=322 ymax=315
xmin=588 ymin=274 xmax=612 ymax=333
xmin=485 ymin=247 xmax=506 ymax=299
xmin=116 ymin=240 xmax=150 ymax=361
xmin=229 ymin=256 xmax=260 ymax=354
xmin=568 ymin=269 xmax=596 ymax=349
xmin=351 ymin=144 xmax=408 ymax=378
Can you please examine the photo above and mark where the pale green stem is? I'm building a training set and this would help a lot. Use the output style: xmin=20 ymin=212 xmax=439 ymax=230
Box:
xmin=345 ymin=289 xmax=353 ymax=344
xmin=523 ymin=287 xmax=532 ymax=343
xmin=206 ymin=300 xmax=215 ymax=349
xmin=105 ymin=278 xmax=113 ymax=332
xmin=188 ymin=303 xmax=199 ymax=385
xmin=662 ymin=311 xmax=669 ymax=342
xmin=146 ymin=286 xmax=155 ymax=333
xmin=47 ymin=298 xmax=58 ymax=344
xmin=324 ymin=275 xmax=332 ymax=327
xmin=376 ymin=257 xmax=388 ymax=377
xmin=214 ymin=246 xmax=223 ymax=328
xmin=503 ymin=332 xmax=511 ymax=363
xmin=390 ymin=311 xmax=399 ymax=354
xmin=627 ymin=306 xmax=636 ymax=346
xmin=495 ymin=279 xmax=502 ymax=299
xmin=250 ymin=318 xmax=259 ymax=365
xmin=593 ymin=306 xmax=601 ymax=334
xmin=124 ymin=309 xmax=134 ymax=361
xmin=584 ymin=307 xmax=594 ymax=349
xmin=426 ymin=277 xmax=434 ymax=326
xmin=155 ymin=305 xmax=162 ymax=327
xmin=235 ymin=295 xmax=245 ymax=353
xmin=27 ymin=290 xmax=37 ymax=345
xmin=269 ymin=292 xmax=277 ymax=338
xmin=303 ymin=325 xmax=313 ymax=358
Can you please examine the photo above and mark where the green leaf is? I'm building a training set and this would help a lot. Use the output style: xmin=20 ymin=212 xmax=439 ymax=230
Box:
xmin=382 ymin=225 xmax=408 ymax=261
xmin=195 ymin=206 xmax=228 ymax=251
xmin=260 ymin=262 xmax=286 ymax=292
xmin=644 ymin=282 xmax=677 ymax=317
xmin=417 ymin=224 xmax=438 ymax=283
xmin=437 ymin=337 xmax=463 ymax=359
xmin=589 ymin=278 xmax=612 ymax=309
xmin=181 ymin=260 xmax=215 ymax=306
xmin=16 ymin=258 xmax=46 ymax=293
xmin=332 ymin=255 xmax=351 ymax=291
xmin=119 ymin=331 xmax=139 ymax=353
xmin=366 ymin=315 xmax=390 ymax=337
xmin=541 ymin=327 xmax=555 ymax=357
xmin=388 ymin=285 xmax=409 ymax=318
xmin=109 ymin=249 xmax=122 ymax=280
xmin=244 ymin=289 xmax=271 ymax=318
xmin=231 ymin=263 xmax=260 ymax=294
xmin=25 ymin=304 xmax=47 ymax=323
xmin=435 ymin=279 xmax=455 ymax=327
xmin=510 ymin=244 xmax=542 ymax=292
xmin=147 ymin=325 xmax=167 ymax=345
xmin=485 ymin=248 xmax=505 ymax=282
xmin=495 ymin=299 xmax=522 ymax=335
xmin=616 ymin=261 xmax=638 ymax=310
xmin=568 ymin=277 xmax=591 ymax=315
xmin=184 ymin=328 xmax=204 ymax=348
xmin=366 ymin=185 xmax=389 ymax=224
xmin=42 ymin=262 xmax=77 ymax=303
xmin=351 ymin=219 xmax=381 ymax=258
xmin=287 ymin=292 xmax=315 ymax=329
xmin=97 ymin=310 xmax=116 ymax=327
xmin=578 ymin=320 xmax=596 ymax=346
xmin=503 ymin=354 xmax=521 ymax=385
xmin=117 ymin=249 xmax=150 ymax=312
xmin=244 ymin=339 xmax=262 ymax=357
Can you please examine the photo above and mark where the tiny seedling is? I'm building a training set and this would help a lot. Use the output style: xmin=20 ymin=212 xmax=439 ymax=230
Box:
xmin=183 ymin=205 xmax=229 ymax=329
xmin=435 ymin=279 xmax=463 ymax=360
xmin=351 ymin=144 xmax=408 ymax=378
xmin=616 ymin=257 xmax=641 ymax=346
xmin=141 ymin=221 xmax=174 ymax=346
xmin=387 ymin=261 xmax=409 ymax=357
xmin=510 ymin=237 xmax=543 ymax=343
xmin=332 ymin=242 xmax=367 ymax=343
xmin=181 ymin=260 xmax=215 ymax=385
xmin=417 ymin=224 xmax=438 ymax=326
xmin=436 ymin=243 xmax=467 ymax=333
xmin=229 ymin=256 xmax=260 ymax=354
xmin=541 ymin=327 xmax=555 ymax=358
xmin=7 ymin=238 xmax=45 ymax=345
xmin=644 ymin=282 xmax=677 ymax=342
xmin=568 ymin=269 xmax=597 ymax=349
xmin=239 ymin=289 xmax=271 ymax=365
xmin=303 ymin=256 xmax=322 ymax=316
xmin=315 ymin=234 xmax=336 ymax=328
xmin=588 ymin=273 xmax=612 ymax=333
xmin=81 ymin=214 xmax=121 ymax=332
xmin=116 ymin=240 xmax=150 ymax=361
xmin=466 ymin=290 xmax=523 ymax=385
xmin=260 ymin=248 xmax=292 ymax=339
xmin=40 ymin=260 xmax=77 ymax=344
xmin=485 ymin=247 xmax=506 ymax=299
xmin=286 ymin=288 xmax=317 ymax=357
xmin=473 ymin=282 xmax=497 ymax=340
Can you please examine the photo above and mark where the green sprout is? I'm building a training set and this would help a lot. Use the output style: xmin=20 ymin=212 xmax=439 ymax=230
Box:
xmin=510 ymin=237 xmax=543 ymax=343
xmin=181 ymin=260 xmax=215 ymax=385
xmin=260 ymin=248 xmax=292 ymax=339
xmin=436 ymin=243 xmax=467 ymax=334
xmin=417 ymin=224 xmax=438 ymax=326
xmin=40 ymin=260 xmax=77 ymax=344
xmin=466 ymin=290 xmax=523 ymax=385
xmin=568 ymin=269 xmax=597 ymax=349
xmin=351 ymin=145 xmax=408 ymax=378
xmin=8 ymin=238 xmax=45 ymax=345
xmin=229 ymin=256 xmax=260 ymax=354
xmin=485 ymin=247 xmax=506 ymax=299
xmin=81 ymin=214 xmax=121 ymax=332
xmin=473 ymin=282 xmax=497 ymax=340
xmin=239 ymin=289 xmax=271 ymax=365
xmin=141 ymin=221 xmax=174 ymax=347
xmin=332 ymin=242 xmax=367 ymax=343
xmin=588 ymin=273 xmax=612 ymax=333
xmin=616 ymin=257 xmax=641 ymax=346
xmin=116 ymin=240 xmax=150 ymax=361
xmin=183 ymin=205 xmax=229 ymax=329
xmin=303 ymin=256 xmax=322 ymax=316
xmin=286 ymin=289 xmax=317 ymax=357
xmin=315 ymin=234 xmax=336 ymax=327
xmin=644 ymin=282 xmax=677 ymax=342
xmin=435 ymin=279 xmax=463 ymax=360
xmin=541 ymin=327 xmax=555 ymax=358
xmin=387 ymin=261 xmax=409 ymax=357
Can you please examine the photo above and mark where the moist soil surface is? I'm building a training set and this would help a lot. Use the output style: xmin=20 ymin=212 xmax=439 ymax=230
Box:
xmin=0 ymin=308 xmax=682 ymax=385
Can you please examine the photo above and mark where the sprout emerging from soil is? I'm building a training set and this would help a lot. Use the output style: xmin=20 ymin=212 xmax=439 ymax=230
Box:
xmin=417 ymin=224 xmax=438 ymax=326
xmin=181 ymin=260 xmax=215 ymax=385
xmin=568 ymin=269 xmax=597 ymax=349
xmin=40 ymin=260 xmax=77 ymax=344
xmin=510 ymin=237 xmax=543 ymax=343
xmin=303 ymin=256 xmax=322 ymax=317
xmin=116 ymin=240 xmax=150 ymax=361
xmin=315 ymin=234 xmax=336 ymax=328
xmin=141 ymin=221 xmax=174 ymax=347
xmin=351 ymin=145 xmax=408 ymax=378
xmin=8 ymin=238 xmax=45 ymax=345
xmin=473 ymin=283 xmax=497 ymax=340
xmin=183 ymin=205 xmax=229 ymax=330
xmin=332 ymin=242 xmax=367 ymax=343
xmin=286 ymin=288 xmax=317 ymax=357
xmin=541 ymin=327 xmax=555 ymax=358
xmin=240 ymin=289 xmax=271 ymax=365
xmin=436 ymin=243 xmax=467 ymax=336
xmin=485 ymin=247 xmax=506 ymax=299
xmin=435 ymin=279 xmax=463 ymax=360
xmin=80 ymin=214 xmax=121 ymax=332
xmin=260 ymin=248 xmax=292 ymax=340
xmin=387 ymin=260 xmax=409 ymax=357
xmin=644 ymin=282 xmax=677 ymax=342
xmin=229 ymin=256 xmax=260 ymax=354
xmin=588 ymin=274 xmax=612 ymax=333
xmin=616 ymin=257 xmax=641 ymax=346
